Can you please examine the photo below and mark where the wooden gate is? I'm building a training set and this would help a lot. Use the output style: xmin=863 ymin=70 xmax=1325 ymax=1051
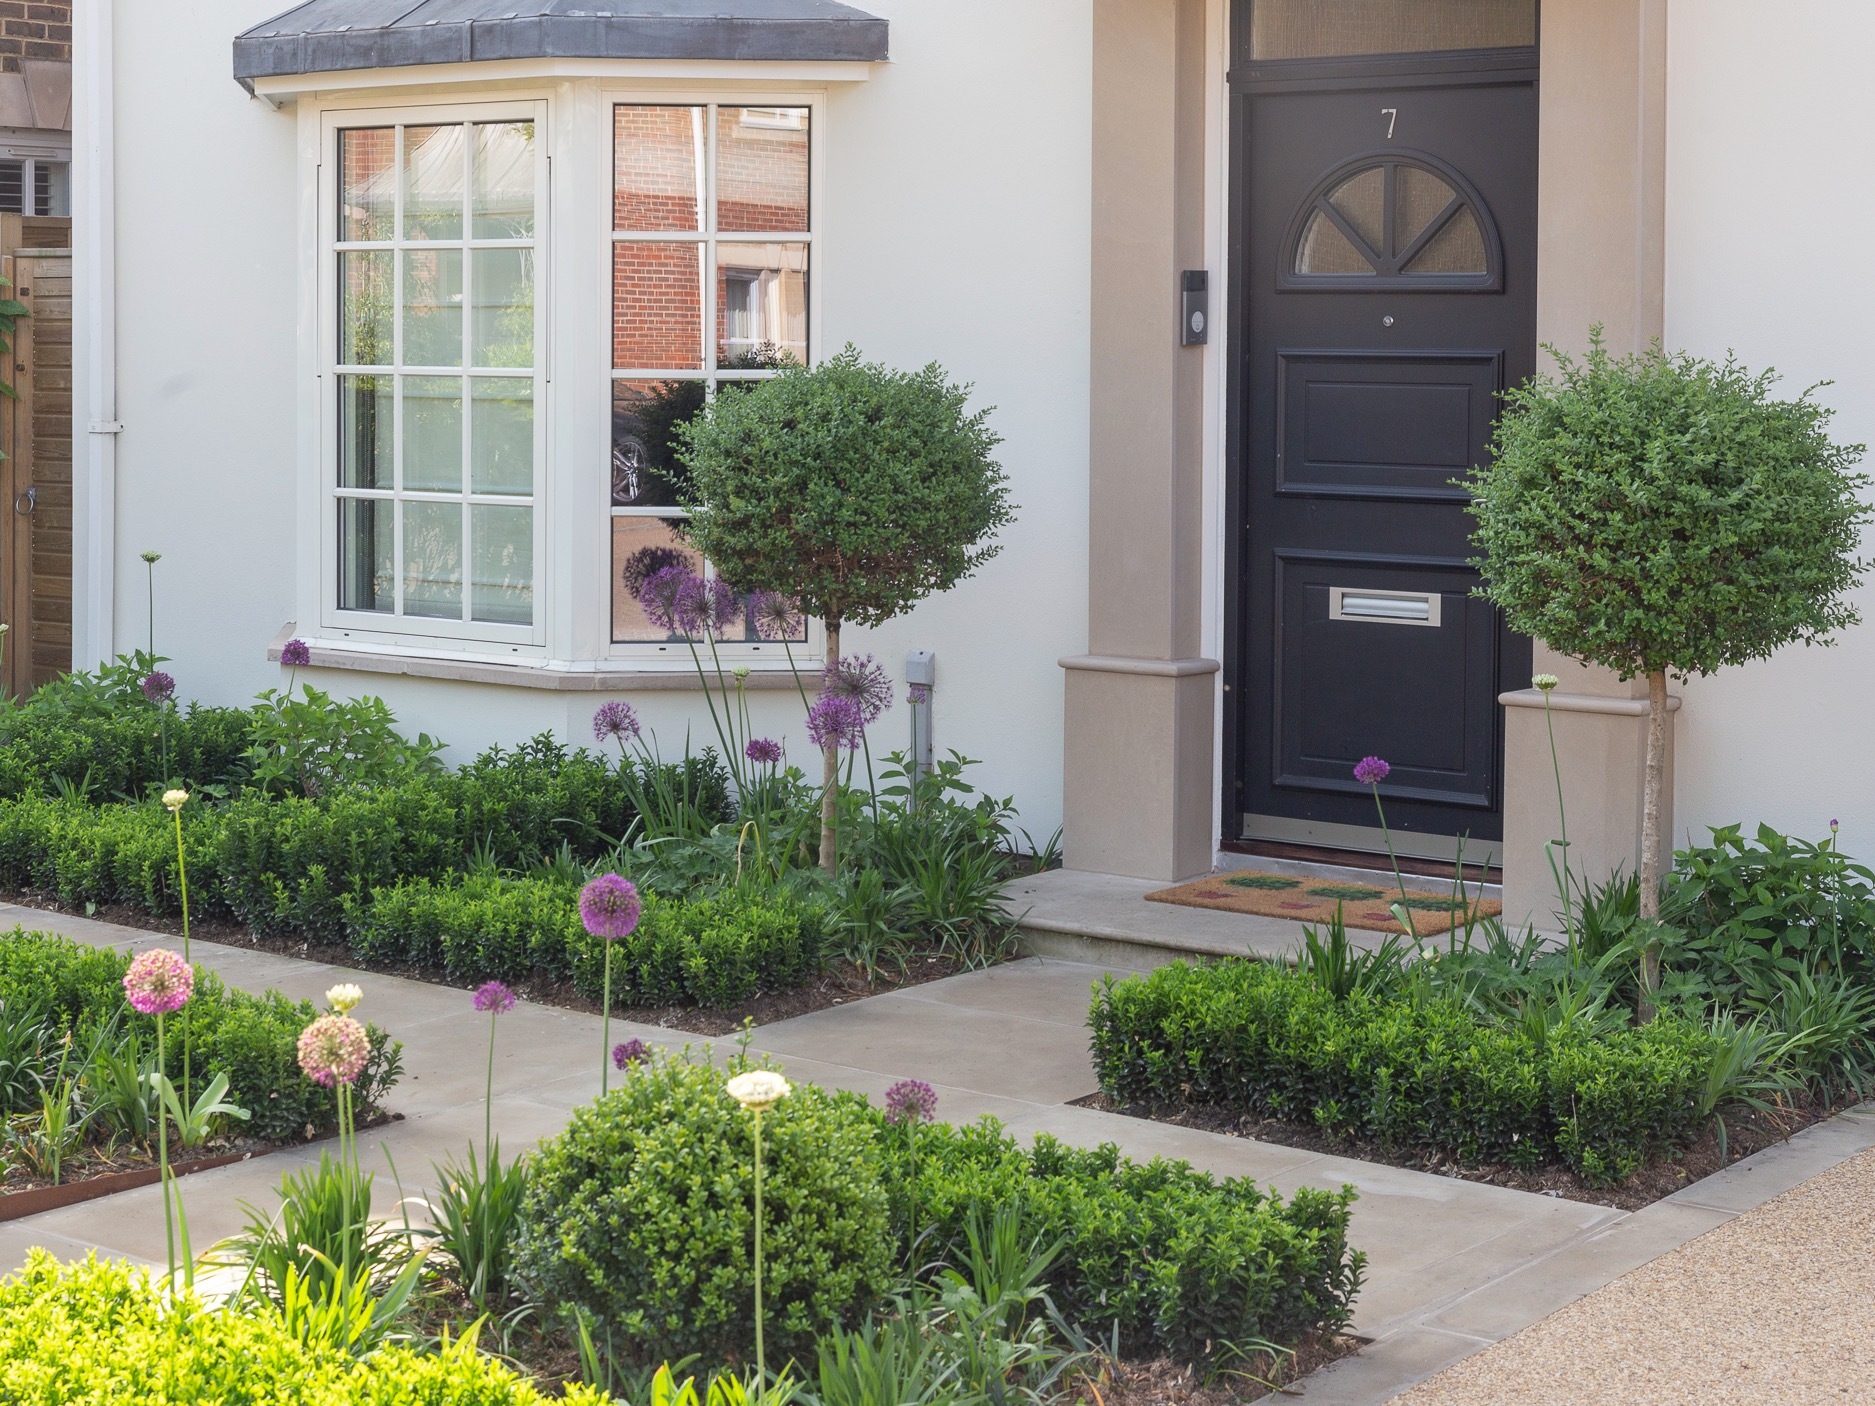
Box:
xmin=0 ymin=214 xmax=71 ymax=696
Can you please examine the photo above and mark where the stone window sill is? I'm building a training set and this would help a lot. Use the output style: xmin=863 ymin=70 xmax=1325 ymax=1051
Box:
xmin=266 ymin=624 xmax=802 ymax=693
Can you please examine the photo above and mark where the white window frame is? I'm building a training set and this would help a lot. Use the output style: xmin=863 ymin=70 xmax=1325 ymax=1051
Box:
xmin=602 ymin=88 xmax=825 ymax=671
xmin=315 ymin=98 xmax=551 ymax=651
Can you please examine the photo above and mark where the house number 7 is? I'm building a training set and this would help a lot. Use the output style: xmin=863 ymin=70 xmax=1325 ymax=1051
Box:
xmin=1382 ymin=108 xmax=1398 ymax=139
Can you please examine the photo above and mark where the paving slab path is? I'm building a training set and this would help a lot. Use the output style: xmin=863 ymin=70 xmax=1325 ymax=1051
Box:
xmin=4 ymin=902 xmax=1873 ymax=1404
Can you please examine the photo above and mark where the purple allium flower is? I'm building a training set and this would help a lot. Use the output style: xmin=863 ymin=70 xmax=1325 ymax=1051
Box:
xmin=280 ymin=638 xmax=311 ymax=668
xmin=473 ymin=981 xmax=517 ymax=1015
xmin=1353 ymin=756 xmax=1391 ymax=787
xmin=908 ymin=684 xmax=930 ymax=706
xmin=751 ymin=591 xmax=804 ymax=642
xmin=612 ymin=1038 xmax=650 ymax=1071
xmin=1831 ymin=818 xmax=1841 ymax=832
xmin=638 ymin=564 xmax=700 ymax=634
xmin=806 ymin=693 xmax=865 ymax=752
xmin=297 ymin=1013 xmax=370 ymax=1087
xmin=822 ymin=654 xmax=894 ymax=725
xmin=579 ymin=873 xmax=642 ymax=941
xmin=669 ymin=573 xmax=739 ymax=638
xmin=593 ymin=699 xmax=641 ymax=746
xmin=883 ymin=1079 xmax=938 ymax=1125
xmin=619 ymin=545 xmax=690 ymax=599
xmin=123 ymin=948 xmax=193 ymax=1016
xmin=745 ymin=737 xmax=783 ymax=766
xmin=140 ymin=671 xmax=175 ymax=705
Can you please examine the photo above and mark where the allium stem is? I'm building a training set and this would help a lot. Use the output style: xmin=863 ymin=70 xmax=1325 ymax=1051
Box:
xmin=1369 ymin=784 xmax=1412 ymax=920
xmin=173 ymin=807 xmax=192 ymax=1108
xmin=600 ymin=942 xmax=613 ymax=1097
xmin=485 ymin=1004 xmax=497 ymax=1158
xmin=156 ymin=1009 xmax=174 ymax=1282
xmin=753 ymin=1106 xmax=767 ymax=1389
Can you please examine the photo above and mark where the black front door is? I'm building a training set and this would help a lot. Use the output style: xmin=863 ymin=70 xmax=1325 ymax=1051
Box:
xmin=1229 ymin=59 xmax=1537 ymax=859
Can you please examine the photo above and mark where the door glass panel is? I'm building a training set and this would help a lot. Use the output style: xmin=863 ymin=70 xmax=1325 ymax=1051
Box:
xmin=471 ymin=505 xmax=533 ymax=624
xmin=404 ymin=501 xmax=463 ymax=618
xmin=403 ymin=376 xmax=462 ymax=492
xmin=1403 ymin=207 xmax=1488 ymax=274
xmin=1250 ymin=0 xmax=1535 ymax=60
xmin=1296 ymin=211 xmax=1374 ymax=275
xmin=1394 ymin=165 xmax=1458 ymax=249
xmin=715 ymin=106 xmax=809 ymax=231
xmin=716 ymin=242 xmax=808 ymax=366
xmin=614 ymin=105 xmax=704 ymax=232
xmin=1325 ymin=167 xmax=1385 ymax=254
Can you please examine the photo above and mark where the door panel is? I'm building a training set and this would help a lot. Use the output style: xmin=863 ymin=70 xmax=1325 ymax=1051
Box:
xmin=1232 ymin=75 xmax=1536 ymax=853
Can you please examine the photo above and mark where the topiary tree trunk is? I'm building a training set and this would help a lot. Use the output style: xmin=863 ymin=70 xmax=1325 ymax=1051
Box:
xmin=820 ymin=618 xmax=840 ymax=874
xmin=1638 ymin=667 xmax=1668 ymax=1019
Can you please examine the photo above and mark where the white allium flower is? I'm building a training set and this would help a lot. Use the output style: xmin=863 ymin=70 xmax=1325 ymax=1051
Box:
xmin=726 ymin=1070 xmax=792 ymax=1111
xmin=1531 ymin=673 xmax=1560 ymax=692
xmin=162 ymin=788 xmax=189 ymax=813
xmin=731 ymin=664 xmax=752 ymax=681
xmin=326 ymin=982 xmax=364 ymax=1013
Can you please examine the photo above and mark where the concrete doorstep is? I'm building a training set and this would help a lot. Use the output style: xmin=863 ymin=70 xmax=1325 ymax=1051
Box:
xmin=3 ymin=903 xmax=1872 ymax=1405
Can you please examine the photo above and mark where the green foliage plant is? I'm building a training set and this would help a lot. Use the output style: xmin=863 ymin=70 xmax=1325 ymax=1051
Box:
xmin=677 ymin=348 xmax=1013 ymax=872
xmin=1468 ymin=332 xmax=1870 ymax=1009
xmin=0 ymin=1251 xmax=615 ymax=1405
xmin=244 ymin=684 xmax=445 ymax=798
xmin=514 ymin=1050 xmax=895 ymax=1364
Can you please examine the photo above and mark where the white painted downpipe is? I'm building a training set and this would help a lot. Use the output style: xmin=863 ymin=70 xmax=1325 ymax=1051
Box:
xmin=75 ymin=0 xmax=117 ymax=670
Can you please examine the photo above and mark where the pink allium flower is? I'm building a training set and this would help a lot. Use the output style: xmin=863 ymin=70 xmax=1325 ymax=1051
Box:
xmin=806 ymin=693 xmax=865 ymax=752
xmin=473 ymin=981 xmax=517 ymax=1015
xmin=579 ymin=873 xmax=642 ymax=941
xmin=297 ymin=1013 xmax=371 ymax=1087
xmin=745 ymin=737 xmax=783 ymax=766
xmin=593 ymin=700 xmax=640 ymax=746
xmin=123 ymin=948 xmax=194 ymax=1016
xmin=1353 ymin=756 xmax=1391 ymax=786
xmin=883 ymin=1079 xmax=938 ymax=1125
xmin=280 ymin=638 xmax=312 ymax=667
xmin=612 ymin=1038 xmax=650 ymax=1070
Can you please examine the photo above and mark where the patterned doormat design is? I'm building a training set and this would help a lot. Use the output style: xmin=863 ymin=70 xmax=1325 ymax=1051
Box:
xmin=1144 ymin=869 xmax=1502 ymax=936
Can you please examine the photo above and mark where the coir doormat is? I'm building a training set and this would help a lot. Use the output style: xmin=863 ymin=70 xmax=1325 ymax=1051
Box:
xmin=1145 ymin=869 xmax=1501 ymax=936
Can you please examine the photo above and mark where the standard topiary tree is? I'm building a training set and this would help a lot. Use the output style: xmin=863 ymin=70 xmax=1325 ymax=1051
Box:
xmin=1467 ymin=332 xmax=1870 ymax=1007
xmin=676 ymin=346 xmax=1012 ymax=871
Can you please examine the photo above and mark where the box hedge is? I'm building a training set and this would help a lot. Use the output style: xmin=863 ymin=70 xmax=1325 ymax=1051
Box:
xmin=1088 ymin=959 xmax=1717 ymax=1185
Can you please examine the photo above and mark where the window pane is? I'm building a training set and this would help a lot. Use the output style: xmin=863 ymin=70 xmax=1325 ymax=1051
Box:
xmin=338 ymin=375 xmax=392 ymax=488
xmin=613 ymin=241 xmax=703 ymax=370
xmin=338 ymin=127 xmax=395 ymax=241
xmin=403 ymin=376 xmax=462 ymax=492
xmin=612 ymin=516 xmax=703 ymax=642
xmin=404 ymin=125 xmax=465 ymax=241
xmin=339 ymin=250 xmax=393 ymax=365
xmin=471 ymin=505 xmax=533 ymax=624
xmin=404 ymin=501 xmax=463 ymax=618
xmin=1250 ymin=0 xmax=1535 ymax=59
xmin=716 ymin=243 xmax=808 ymax=366
xmin=473 ymin=122 xmax=535 ymax=240
xmin=472 ymin=380 xmax=533 ymax=495
xmin=612 ymin=380 xmax=704 ymax=507
xmin=403 ymin=247 xmax=464 ymax=367
xmin=471 ymin=248 xmax=533 ymax=367
xmin=337 ymin=498 xmax=393 ymax=613
xmin=715 ymin=106 xmax=809 ymax=232
xmin=614 ymin=105 xmax=703 ymax=233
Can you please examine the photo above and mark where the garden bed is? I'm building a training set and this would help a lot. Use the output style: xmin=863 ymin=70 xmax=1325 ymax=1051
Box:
xmin=1073 ymin=1091 xmax=1841 ymax=1213
xmin=0 ymin=889 xmax=989 ymax=1034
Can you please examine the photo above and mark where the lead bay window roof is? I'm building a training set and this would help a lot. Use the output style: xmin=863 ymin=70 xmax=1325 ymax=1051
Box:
xmin=234 ymin=0 xmax=889 ymax=90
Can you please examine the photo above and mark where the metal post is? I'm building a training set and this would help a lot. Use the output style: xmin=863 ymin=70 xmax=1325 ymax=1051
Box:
xmin=906 ymin=649 xmax=935 ymax=793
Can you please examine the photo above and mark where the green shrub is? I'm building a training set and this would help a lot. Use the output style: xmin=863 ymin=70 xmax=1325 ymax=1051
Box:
xmin=350 ymin=872 xmax=583 ymax=982
xmin=566 ymin=889 xmax=825 ymax=1008
xmin=1089 ymin=959 xmax=1716 ymax=1184
xmin=880 ymin=1116 xmax=1363 ymax=1365
xmin=0 ymin=703 xmax=255 ymax=802
xmin=0 ymin=929 xmax=401 ymax=1143
xmin=243 ymin=684 xmax=446 ymax=798
xmin=515 ymin=1052 xmax=895 ymax=1363
xmin=0 ymin=1251 xmax=612 ymax=1405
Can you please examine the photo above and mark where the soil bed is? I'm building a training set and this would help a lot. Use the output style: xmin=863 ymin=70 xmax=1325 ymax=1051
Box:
xmin=1074 ymin=1091 xmax=1846 ymax=1212
xmin=1 ymin=890 xmax=996 ymax=1034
